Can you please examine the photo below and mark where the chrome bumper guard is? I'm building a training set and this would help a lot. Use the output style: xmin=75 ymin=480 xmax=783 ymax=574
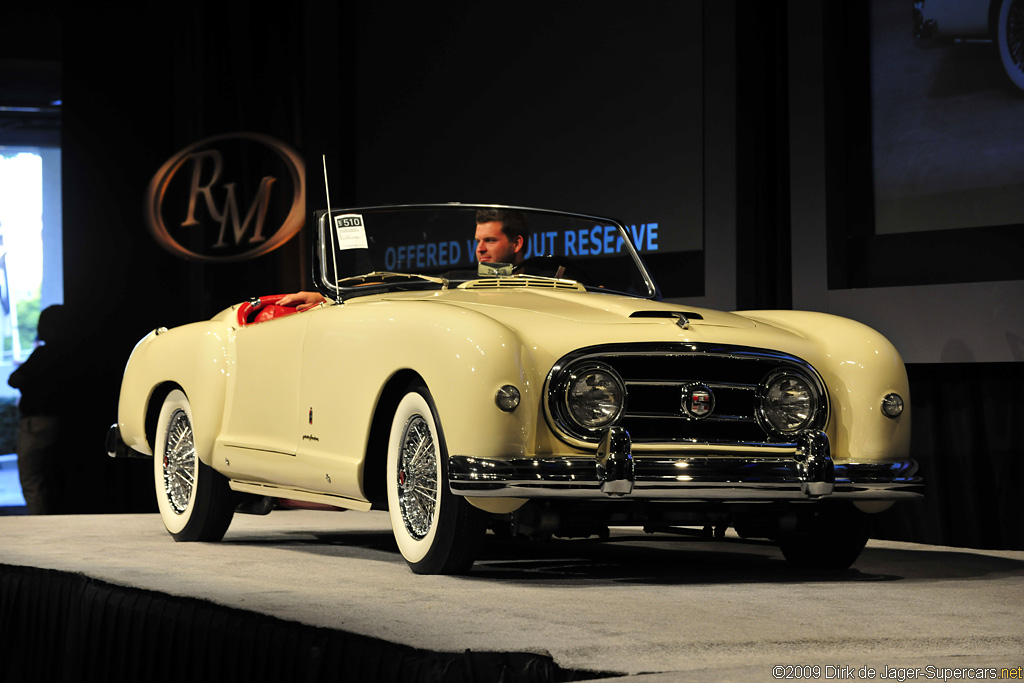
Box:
xmin=449 ymin=428 xmax=922 ymax=502
xmin=105 ymin=424 xmax=150 ymax=459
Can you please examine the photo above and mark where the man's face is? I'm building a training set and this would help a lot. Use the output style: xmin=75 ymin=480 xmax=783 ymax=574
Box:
xmin=475 ymin=221 xmax=524 ymax=264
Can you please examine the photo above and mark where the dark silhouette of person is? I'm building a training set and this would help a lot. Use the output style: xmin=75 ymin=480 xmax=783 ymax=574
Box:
xmin=8 ymin=305 xmax=70 ymax=514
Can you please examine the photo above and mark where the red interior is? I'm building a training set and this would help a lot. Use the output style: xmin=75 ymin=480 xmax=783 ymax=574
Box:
xmin=236 ymin=295 xmax=300 ymax=326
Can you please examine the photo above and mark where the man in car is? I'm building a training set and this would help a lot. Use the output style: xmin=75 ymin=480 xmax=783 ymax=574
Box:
xmin=473 ymin=208 xmax=529 ymax=266
xmin=279 ymin=209 xmax=532 ymax=310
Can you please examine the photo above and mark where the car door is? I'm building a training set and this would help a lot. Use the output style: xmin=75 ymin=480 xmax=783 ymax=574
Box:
xmin=293 ymin=302 xmax=385 ymax=503
xmin=216 ymin=311 xmax=311 ymax=487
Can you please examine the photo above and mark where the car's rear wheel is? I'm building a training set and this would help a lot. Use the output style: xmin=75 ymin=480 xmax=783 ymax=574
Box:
xmin=153 ymin=389 xmax=235 ymax=541
xmin=998 ymin=0 xmax=1024 ymax=91
xmin=386 ymin=386 xmax=485 ymax=574
xmin=777 ymin=504 xmax=869 ymax=571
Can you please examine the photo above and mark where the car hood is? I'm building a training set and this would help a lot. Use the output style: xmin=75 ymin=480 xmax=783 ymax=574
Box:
xmin=381 ymin=286 xmax=754 ymax=329
xmin=371 ymin=284 xmax=830 ymax=366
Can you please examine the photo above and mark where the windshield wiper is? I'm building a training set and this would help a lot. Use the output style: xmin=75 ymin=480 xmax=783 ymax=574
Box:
xmin=336 ymin=271 xmax=449 ymax=289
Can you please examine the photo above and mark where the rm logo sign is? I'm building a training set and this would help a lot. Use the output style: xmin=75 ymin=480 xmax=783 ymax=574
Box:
xmin=145 ymin=132 xmax=306 ymax=262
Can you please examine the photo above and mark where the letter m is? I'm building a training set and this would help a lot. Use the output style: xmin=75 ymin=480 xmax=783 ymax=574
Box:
xmin=213 ymin=177 xmax=277 ymax=247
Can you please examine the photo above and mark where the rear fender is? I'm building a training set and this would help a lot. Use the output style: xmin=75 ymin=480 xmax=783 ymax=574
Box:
xmin=117 ymin=320 xmax=234 ymax=466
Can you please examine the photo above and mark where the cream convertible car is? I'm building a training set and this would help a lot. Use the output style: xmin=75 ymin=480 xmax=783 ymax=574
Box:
xmin=108 ymin=204 xmax=921 ymax=574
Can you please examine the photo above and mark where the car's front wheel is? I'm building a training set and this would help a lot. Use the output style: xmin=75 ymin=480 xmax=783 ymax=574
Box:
xmin=386 ymin=386 xmax=485 ymax=574
xmin=153 ymin=389 xmax=235 ymax=541
xmin=998 ymin=0 xmax=1024 ymax=91
xmin=777 ymin=504 xmax=869 ymax=571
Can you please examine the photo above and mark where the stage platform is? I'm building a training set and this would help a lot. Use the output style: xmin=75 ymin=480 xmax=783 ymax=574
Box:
xmin=1 ymin=510 xmax=1022 ymax=682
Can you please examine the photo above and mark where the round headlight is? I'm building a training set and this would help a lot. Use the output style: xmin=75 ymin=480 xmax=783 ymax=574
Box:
xmin=565 ymin=366 xmax=625 ymax=429
xmin=760 ymin=371 xmax=818 ymax=434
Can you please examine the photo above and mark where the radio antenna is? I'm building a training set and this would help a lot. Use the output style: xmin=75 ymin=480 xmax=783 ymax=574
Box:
xmin=322 ymin=155 xmax=342 ymax=303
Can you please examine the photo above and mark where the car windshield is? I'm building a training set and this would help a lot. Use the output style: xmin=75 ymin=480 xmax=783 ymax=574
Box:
xmin=314 ymin=204 xmax=658 ymax=300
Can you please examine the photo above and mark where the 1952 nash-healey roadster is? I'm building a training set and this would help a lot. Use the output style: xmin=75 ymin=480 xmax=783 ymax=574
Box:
xmin=108 ymin=203 xmax=921 ymax=573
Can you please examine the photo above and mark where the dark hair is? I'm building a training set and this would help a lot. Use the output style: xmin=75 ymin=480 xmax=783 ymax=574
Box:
xmin=476 ymin=209 xmax=530 ymax=241
xmin=36 ymin=305 xmax=65 ymax=344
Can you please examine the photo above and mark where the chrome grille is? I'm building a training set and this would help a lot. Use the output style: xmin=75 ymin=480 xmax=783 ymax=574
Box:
xmin=545 ymin=343 xmax=828 ymax=446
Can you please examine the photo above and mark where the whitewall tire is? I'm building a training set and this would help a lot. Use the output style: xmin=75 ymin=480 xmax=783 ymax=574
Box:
xmin=385 ymin=386 xmax=484 ymax=574
xmin=153 ymin=389 xmax=235 ymax=542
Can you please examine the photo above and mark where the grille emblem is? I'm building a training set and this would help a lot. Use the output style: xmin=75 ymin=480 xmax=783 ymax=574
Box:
xmin=681 ymin=383 xmax=715 ymax=419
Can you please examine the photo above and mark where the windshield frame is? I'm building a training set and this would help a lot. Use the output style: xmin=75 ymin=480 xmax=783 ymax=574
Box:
xmin=312 ymin=203 xmax=660 ymax=301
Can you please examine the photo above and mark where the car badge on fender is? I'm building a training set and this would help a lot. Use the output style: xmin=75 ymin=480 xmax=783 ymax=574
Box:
xmin=681 ymin=382 xmax=715 ymax=419
xmin=144 ymin=132 xmax=306 ymax=262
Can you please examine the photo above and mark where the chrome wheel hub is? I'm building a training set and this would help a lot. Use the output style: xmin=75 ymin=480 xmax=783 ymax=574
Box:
xmin=163 ymin=408 xmax=196 ymax=514
xmin=397 ymin=414 xmax=437 ymax=539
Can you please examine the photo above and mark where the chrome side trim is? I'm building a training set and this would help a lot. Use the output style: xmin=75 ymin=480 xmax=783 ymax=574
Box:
xmin=228 ymin=480 xmax=372 ymax=512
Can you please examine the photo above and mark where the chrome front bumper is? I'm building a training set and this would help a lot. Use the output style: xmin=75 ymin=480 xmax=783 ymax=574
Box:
xmin=449 ymin=428 xmax=922 ymax=502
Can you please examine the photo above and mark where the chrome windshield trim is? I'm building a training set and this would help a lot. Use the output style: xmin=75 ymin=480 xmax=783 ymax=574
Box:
xmin=314 ymin=203 xmax=659 ymax=300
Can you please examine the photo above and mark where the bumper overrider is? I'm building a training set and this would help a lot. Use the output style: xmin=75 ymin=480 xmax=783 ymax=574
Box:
xmin=449 ymin=428 xmax=922 ymax=501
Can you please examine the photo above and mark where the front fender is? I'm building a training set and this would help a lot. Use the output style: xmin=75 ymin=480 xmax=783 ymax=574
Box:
xmin=386 ymin=302 xmax=543 ymax=462
xmin=738 ymin=310 xmax=911 ymax=464
xmin=293 ymin=299 xmax=544 ymax=504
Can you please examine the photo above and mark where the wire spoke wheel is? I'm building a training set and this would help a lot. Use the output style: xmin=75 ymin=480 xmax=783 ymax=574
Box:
xmin=163 ymin=409 xmax=196 ymax=514
xmin=386 ymin=386 xmax=485 ymax=574
xmin=397 ymin=415 xmax=438 ymax=539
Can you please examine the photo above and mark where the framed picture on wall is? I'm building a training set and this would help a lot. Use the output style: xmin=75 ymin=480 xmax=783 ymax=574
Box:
xmin=825 ymin=0 xmax=1024 ymax=290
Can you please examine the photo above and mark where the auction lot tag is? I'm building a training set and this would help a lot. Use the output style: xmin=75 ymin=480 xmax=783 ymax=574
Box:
xmin=335 ymin=214 xmax=369 ymax=250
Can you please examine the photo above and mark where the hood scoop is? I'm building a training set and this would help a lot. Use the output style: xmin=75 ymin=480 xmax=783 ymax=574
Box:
xmin=459 ymin=277 xmax=585 ymax=291
xmin=630 ymin=310 xmax=704 ymax=330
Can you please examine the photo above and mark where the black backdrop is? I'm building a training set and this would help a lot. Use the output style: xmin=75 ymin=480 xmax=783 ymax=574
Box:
xmin=0 ymin=0 xmax=1020 ymax=549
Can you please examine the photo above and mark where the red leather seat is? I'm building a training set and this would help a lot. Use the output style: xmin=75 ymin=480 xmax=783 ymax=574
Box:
xmin=236 ymin=296 xmax=300 ymax=326
xmin=253 ymin=304 xmax=296 ymax=323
